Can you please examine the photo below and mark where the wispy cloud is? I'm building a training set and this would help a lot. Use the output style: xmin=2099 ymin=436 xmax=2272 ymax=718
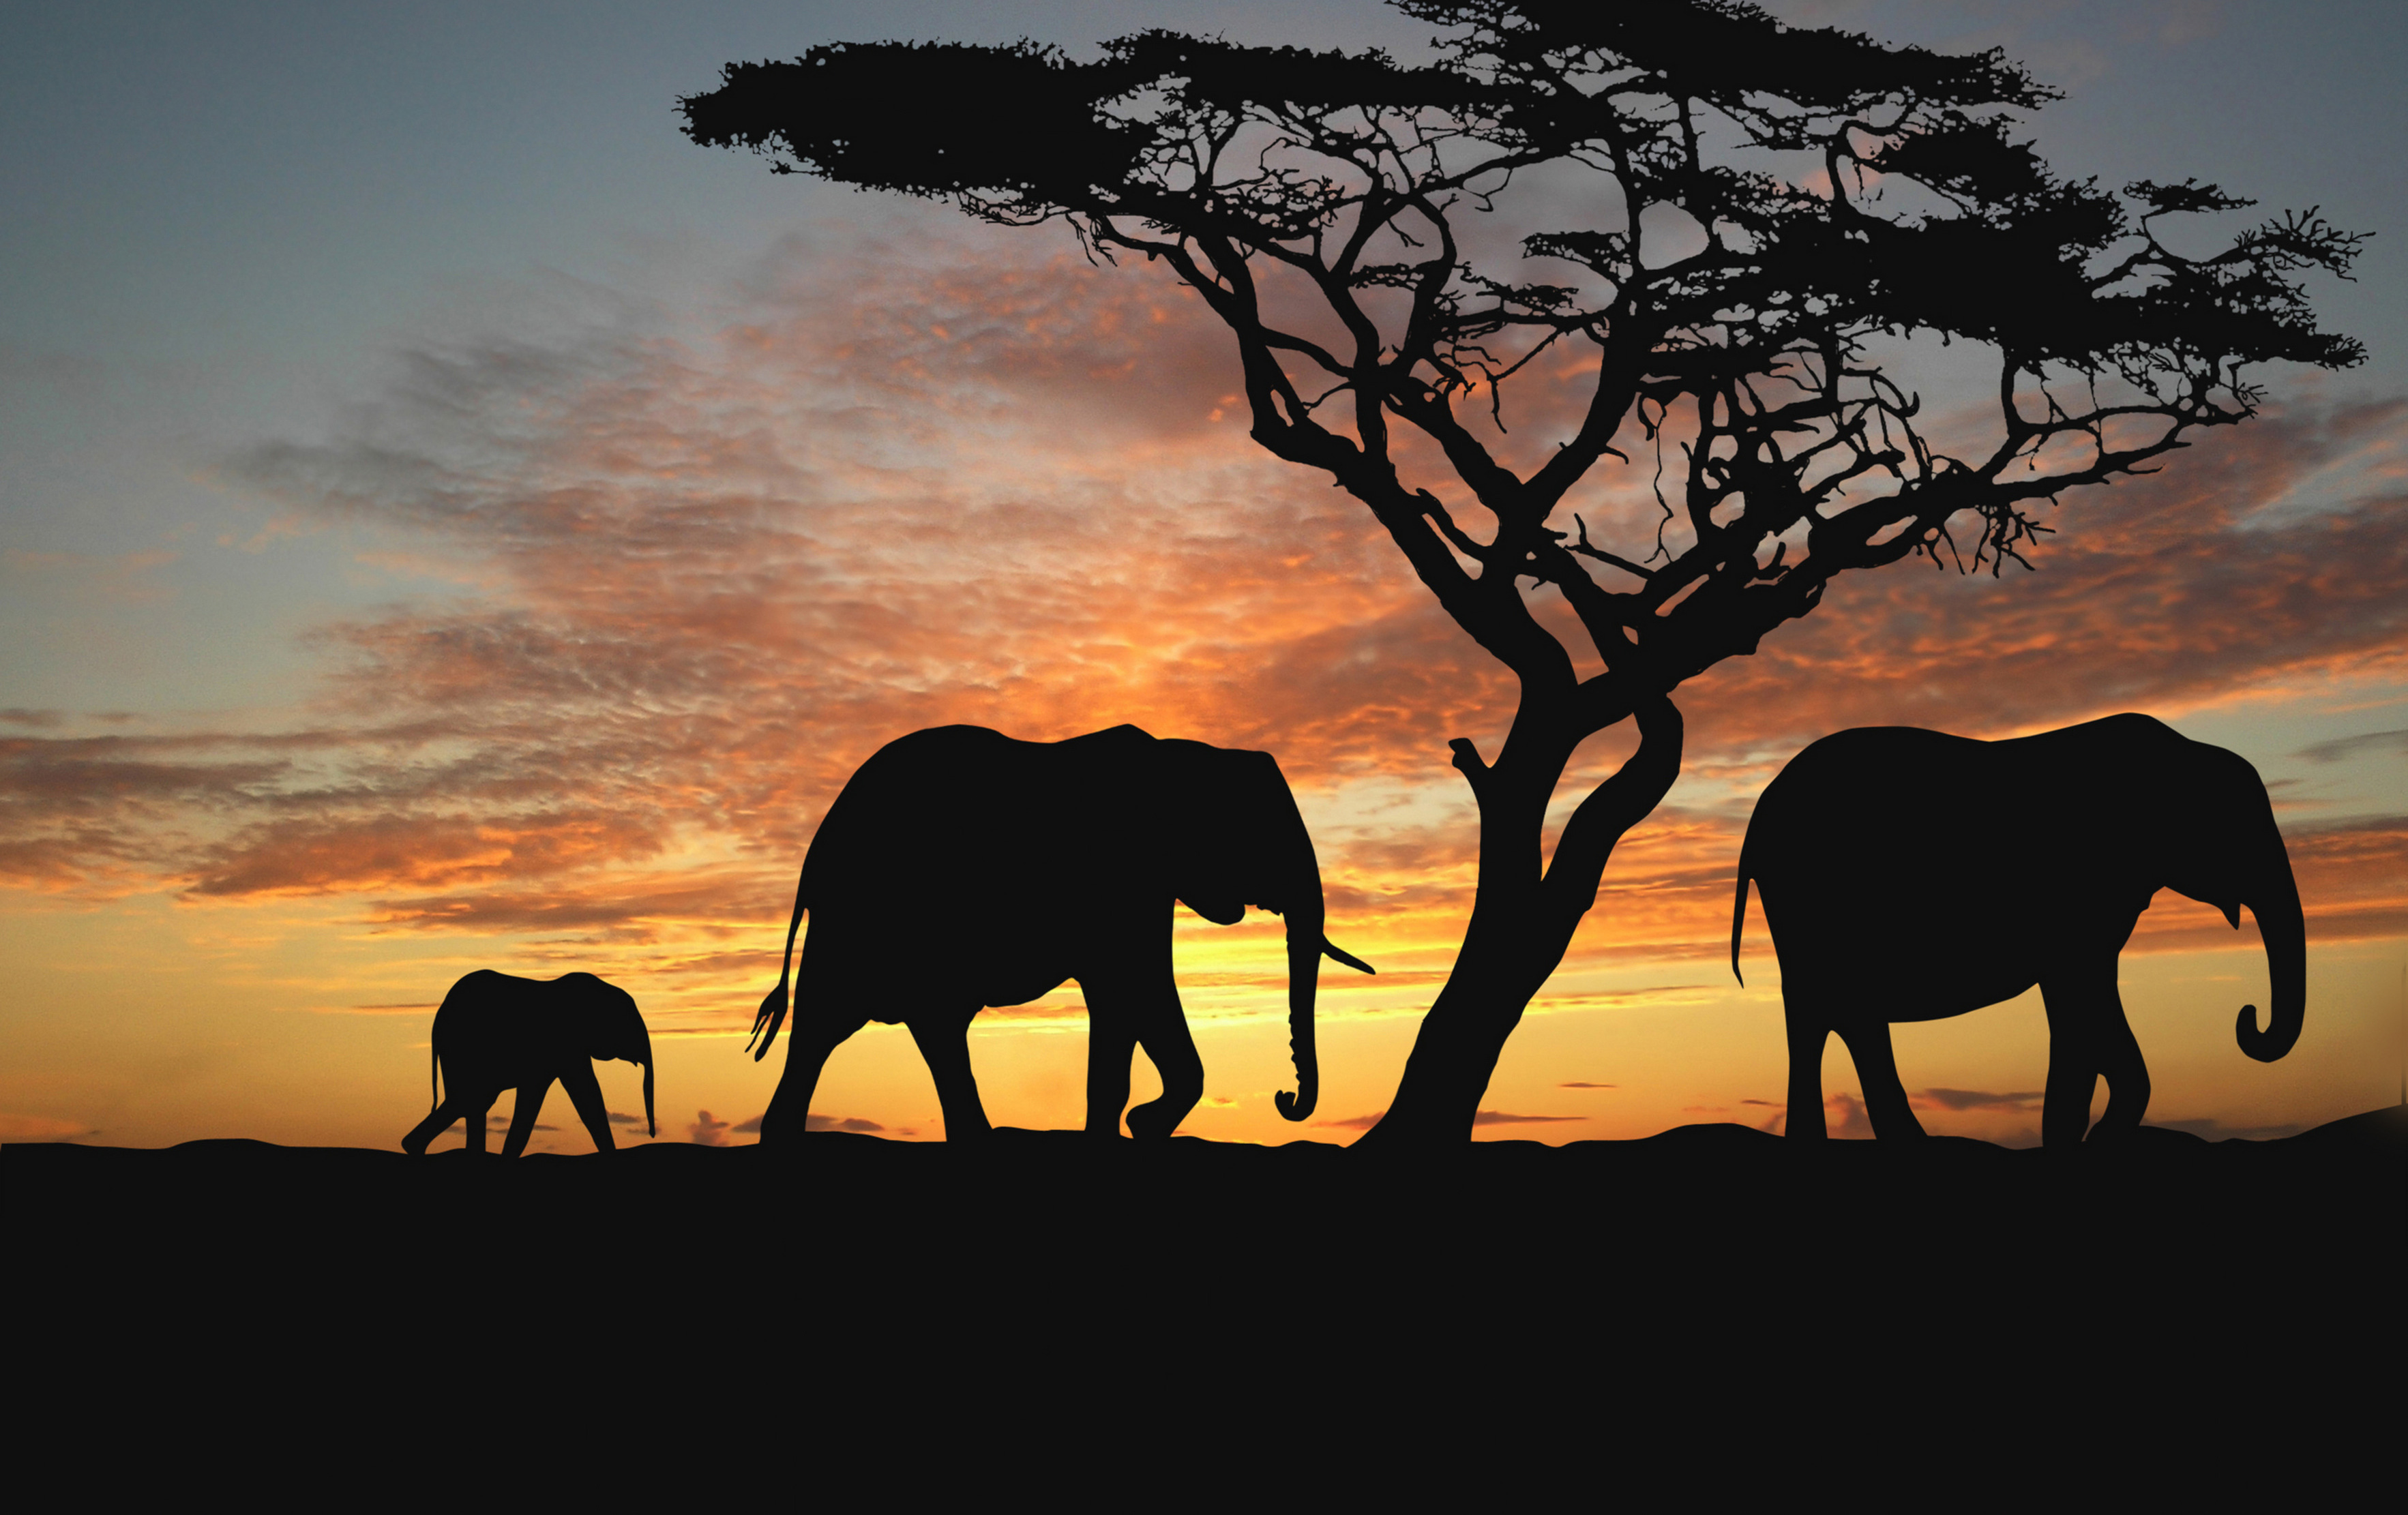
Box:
xmin=802 ymin=1113 xmax=885 ymax=1133
xmin=1825 ymin=1092 xmax=1874 ymax=1139
xmin=2298 ymin=729 xmax=2408 ymax=764
xmin=0 ymin=227 xmax=2396 ymax=1031
xmin=1917 ymin=1088 xmax=2045 ymax=1112
xmin=0 ymin=1113 xmax=99 ymax=1141
xmin=1470 ymin=1109 xmax=1586 ymax=1125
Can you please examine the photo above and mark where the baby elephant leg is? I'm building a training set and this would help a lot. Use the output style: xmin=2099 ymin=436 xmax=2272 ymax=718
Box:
xmin=463 ymin=1096 xmax=497 ymax=1155
xmin=402 ymin=1096 xmax=474 ymax=1156
xmin=501 ymin=1079 xmax=552 ymax=1158
xmin=559 ymin=1061 xmax=616 ymax=1153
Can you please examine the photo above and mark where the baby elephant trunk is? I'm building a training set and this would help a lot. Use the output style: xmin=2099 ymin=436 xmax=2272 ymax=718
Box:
xmin=625 ymin=1015 xmax=657 ymax=1138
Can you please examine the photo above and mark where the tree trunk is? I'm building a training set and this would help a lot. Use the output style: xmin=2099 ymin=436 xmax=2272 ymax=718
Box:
xmin=1356 ymin=693 xmax=1682 ymax=1149
xmin=1356 ymin=903 xmax=1575 ymax=1144
xmin=1354 ymin=725 xmax=1581 ymax=1147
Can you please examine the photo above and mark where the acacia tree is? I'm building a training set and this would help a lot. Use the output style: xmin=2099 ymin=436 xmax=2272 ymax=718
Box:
xmin=681 ymin=0 xmax=2362 ymax=1146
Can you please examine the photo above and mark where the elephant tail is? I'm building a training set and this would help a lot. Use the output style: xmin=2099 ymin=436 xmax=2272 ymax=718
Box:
xmin=747 ymin=865 xmax=810 ymax=1061
xmin=429 ymin=1041 xmax=440 ymax=1113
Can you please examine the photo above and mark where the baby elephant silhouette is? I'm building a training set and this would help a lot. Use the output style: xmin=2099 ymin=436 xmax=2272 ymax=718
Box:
xmin=400 ymin=970 xmax=655 ymax=1157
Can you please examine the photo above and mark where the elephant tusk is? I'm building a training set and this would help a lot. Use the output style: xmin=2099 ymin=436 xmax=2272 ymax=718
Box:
xmin=1322 ymin=936 xmax=1375 ymax=975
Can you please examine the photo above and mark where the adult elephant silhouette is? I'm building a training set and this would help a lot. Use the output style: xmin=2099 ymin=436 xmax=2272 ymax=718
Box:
xmin=400 ymin=970 xmax=656 ymax=1157
xmin=749 ymin=724 xmax=1373 ymax=1142
xmin=1731 ymin=714 xmax=2304 ymax=1146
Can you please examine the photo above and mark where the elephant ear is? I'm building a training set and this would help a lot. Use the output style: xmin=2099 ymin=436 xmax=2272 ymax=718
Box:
xmin=1236 ymin=748 xmax=1312 ymax=906
xmin=1152 ymin=738 xmax=1239 ymax=900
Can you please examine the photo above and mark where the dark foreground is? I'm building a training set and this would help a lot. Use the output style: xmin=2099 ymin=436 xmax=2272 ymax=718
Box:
xmin=14 ymin=1110 xmax=2396 ymax=1292
xmin=9 ymin=1113 xmax=2398 ymax=1473
xmin=10 ymin=1111 xmax=2398 ymax=1450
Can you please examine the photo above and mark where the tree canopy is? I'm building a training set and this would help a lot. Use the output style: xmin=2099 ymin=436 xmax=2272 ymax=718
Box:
xmin=683 ymin=0 xmax=2365 ymax=1143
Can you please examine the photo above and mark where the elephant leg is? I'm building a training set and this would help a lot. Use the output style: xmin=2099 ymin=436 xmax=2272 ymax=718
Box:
xmin=1084 ymin=1005 xmax=1136 ymax=1137
xmin=560 ymin=1061 xmax=616 ymax=1154
xmin=464 ymin=1096 xmax=497 ymax=1155
xmin=501 ymin=1079 xmax=552 ymax=1159
xmin=402 ymin=1097 xmax=471 ymax=1156
xmin=2089 ymin=983 xmax=2152 ymax=1139
xmin=1785 ymin=1009 xmax=1829 ymax=1139
xmin=2040 ymin=1055 xmax=2098 ymax=1147
xmin=1835 ymin=1019 xmax=1925 ymax=1140
xmin=395 ymin=1088 xmax=469 ymax=1146
xmin=2040 ymin=965 xmax=2115 ymax=1147
xmin=1125 ymin=994 xmax=1203 ymax=1142
xmin=910 ymin=1012 xmax=992 ymax=1141
xmin=760 ymin=1010 xmax=869 ymax=1144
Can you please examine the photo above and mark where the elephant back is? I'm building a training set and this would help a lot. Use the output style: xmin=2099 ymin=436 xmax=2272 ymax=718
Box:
xmin=803 ymin=723 xmax=1135 ymax=929
xmin=1747 ymin=717 xmax=2187 ymax=967
xmin=430 ymin=970 xmax=556 ymax=1087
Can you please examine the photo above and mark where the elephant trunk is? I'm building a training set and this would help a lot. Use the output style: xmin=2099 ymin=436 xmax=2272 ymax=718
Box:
xmin=1277 ymin=897 xmax=1321 ymax=1123
xmin=638 ymin=1025 xmax=658 ymax=1137
xmin=1245 ymin=751 xmax=1341 ymax=1124
xmin=2237 ymin=847 xmax=2306 ymax=1064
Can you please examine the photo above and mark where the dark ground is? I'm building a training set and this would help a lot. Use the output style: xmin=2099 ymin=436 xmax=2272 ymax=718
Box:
xmin=14 ymin=1109 xmax=2395 ymax=1310
xmin=10 ymin=1111 xmax=2398 ymax=1477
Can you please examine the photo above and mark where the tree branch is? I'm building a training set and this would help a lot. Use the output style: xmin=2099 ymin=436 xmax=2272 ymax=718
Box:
xmin=1541 ymin=694 xmax=1684 ymax=918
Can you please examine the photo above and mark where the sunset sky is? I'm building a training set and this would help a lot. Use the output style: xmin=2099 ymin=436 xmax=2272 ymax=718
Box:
xmin=4 ymin=0 xmax=2403 ymax=1152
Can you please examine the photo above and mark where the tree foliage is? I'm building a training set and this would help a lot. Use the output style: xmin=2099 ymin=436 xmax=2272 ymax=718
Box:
xmin=685 ymin=2 xmax=2360 ymax=706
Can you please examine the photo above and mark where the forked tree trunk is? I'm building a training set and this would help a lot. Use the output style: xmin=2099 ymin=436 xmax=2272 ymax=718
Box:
xmin=1357 ymin=695 xmax=1683 ymax=1148
xmin=1360 ymin=909 xmax=1567 ymax=1143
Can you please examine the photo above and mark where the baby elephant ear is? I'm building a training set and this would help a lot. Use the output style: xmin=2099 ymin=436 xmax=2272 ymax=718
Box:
xmin=621 ymin=992 xmax=654 ymax=1064
xmin=606 ymin=983 xmax=656 ymax=1139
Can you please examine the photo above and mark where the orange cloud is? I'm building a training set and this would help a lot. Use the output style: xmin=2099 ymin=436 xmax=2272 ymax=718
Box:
xmin=0 ymin=230 xmax=2396 ymax=1019
xmin=190 ymin=809 xmax=672 ymax=898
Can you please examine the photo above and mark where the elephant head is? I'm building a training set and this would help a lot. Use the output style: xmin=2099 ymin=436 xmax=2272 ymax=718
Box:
xmin=580 ymin=976 xmax=658 ymax=1137
xmin=2159 ymin=742 xmax=2306 ymax=1065
xmin=1160 ymin=741 xmax=1373 ymax=1124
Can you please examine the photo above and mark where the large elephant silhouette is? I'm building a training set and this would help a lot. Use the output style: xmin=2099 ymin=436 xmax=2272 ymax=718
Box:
xmin=1731 ymin=714 xmax=2304 ymax=1145
xmin=749 ymin=724 xmax=1372 ymax=1142
xmin=400 ymin=970 xmax=656 ymax=1156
